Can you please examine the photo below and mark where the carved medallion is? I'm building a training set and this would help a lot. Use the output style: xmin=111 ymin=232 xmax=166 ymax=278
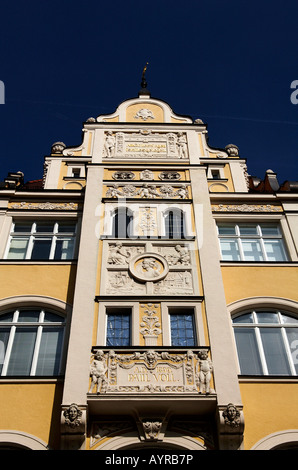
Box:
xmin=129 ymin=253 xmax=169 ymax=282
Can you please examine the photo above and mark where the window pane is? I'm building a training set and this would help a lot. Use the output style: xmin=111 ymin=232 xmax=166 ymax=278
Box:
xmin=217 ymin=225 xmax=236 ymax=235
xmin=113 ymin=211 xmax=132 ymax=238
xmin=7 ymin=238 xmax=29 ymax=259
xmin=54 ymin=239 xmax=74 ymax=260
xmin=7 ymin=327 xmax=37 ymax=375
xmin=13 ymin=223 xmax=32 ymax=233
xmin=241 ymin=239 xmax=264 ymax=261
xmin=239 ymin=225 xmax=258 ymax=236
xmin=170 ymin=314 xmax=196 ymax=346
xmin=233 ymin=313 xmax=254 ymax=323
xmin=234 ymin=328 xmax=263 ymax=374
xmin=260 ymin=224 xmax=279 ymax=236
xmin=264 ymin=240 xmax=287 ymax=261
xmin=0 ymin=313 xmax=13 ymax=322
xmin=220 ymin=239 xmax=240 ymax=261
xmin=286 ymin=328 xmax=298 ymax=374
xmin=106 ymin=314 xmax=130 ymax=346
xmin=255 ymin=312 xmax=279 ymax=324
xmin=36 ymin=327 xmax=63 ymax=375
xmin=281 ymin=314 xmax=298 ymax=324
xmin=35 ymin=223 xmax=55 ymax=233
xmin=18 ymin=310 xmax=40 ymax=322
xmin=260 ymin=328 xmax=291 ymax=375
xmin=57 ymin=222 xmax=76 ymax=233
xmin=165 ymin=211 xmax=184 ymax=239
xmin=0 ymin=328 xmax=10 ymax=374
xmin=31 ymin=239 xmax=52 ymax=260
xmin=44 ymin=312 xmax=64 ymax=323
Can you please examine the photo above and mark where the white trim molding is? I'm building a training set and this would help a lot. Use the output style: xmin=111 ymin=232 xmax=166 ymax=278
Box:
xmin=251 ymin=429 xmax=298 ymax=450
xmin=0 ymin=295 xmax=72 ymax=316
xmin=227 ymin=296 xmax=298 ymax=317
xmin=0 ymin=430 xmax=48 ymax=450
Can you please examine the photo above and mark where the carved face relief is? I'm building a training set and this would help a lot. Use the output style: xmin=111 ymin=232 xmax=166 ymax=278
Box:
xmin=129 ymin=253 xmax=169 ymax=282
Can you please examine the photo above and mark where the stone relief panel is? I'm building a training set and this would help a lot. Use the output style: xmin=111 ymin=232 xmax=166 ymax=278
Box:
xmin=140 ymin=303 xmax=162 ymax=346
xmin=88 ymin=348 xmax=214 ymax=395
xmin=105 ymin=169 xmax=187 ymax=182
xmin=104 ymin=183 xmax=190 ymax=199
xmin=103 ymin=130 xmax=189 ymax=159
xmin=101 ymin=241 xmax=197 ymax=296
xmin=211 ymin=203 xmax=283 ymax=213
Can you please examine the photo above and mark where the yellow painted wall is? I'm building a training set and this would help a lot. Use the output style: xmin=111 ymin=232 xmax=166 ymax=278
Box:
xmin=0 ymin=264 xmax=74 ymax=449
xmin=0 ymin=264 xmax=77 ymax=304
xmin=240 ymin=381 xmax=298 ymax=450
xmin=0 ymin=382 xmax=63 ymax=449
xmin=221 ymin=265 xmax=298 ymax=305
xmin=222 ymin=265 xmax=298 ymax=449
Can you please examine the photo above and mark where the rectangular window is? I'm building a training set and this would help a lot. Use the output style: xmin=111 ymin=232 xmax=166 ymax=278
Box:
xmin=106 ymin=308 xmax=131 ymax=346
xmin=169 ymin=308 xmax=197 ymax=346
xmin=217 ymin=223 xmax=288 ymax=262
xmin=6 ymin=221 xmax=77 ymax=260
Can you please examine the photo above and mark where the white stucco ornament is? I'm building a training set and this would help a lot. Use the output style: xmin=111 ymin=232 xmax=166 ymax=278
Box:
xmin=129 ymin=253 xmax=169 ymax=282
xmin=134 ymin=108 xmax=155 ymax=120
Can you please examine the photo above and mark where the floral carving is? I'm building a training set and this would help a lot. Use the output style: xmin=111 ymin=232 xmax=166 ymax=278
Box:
xmin=105 ymin=183 xmax=189 ymax=199
xmin=134 ymin=108 xmax=155 ymax=120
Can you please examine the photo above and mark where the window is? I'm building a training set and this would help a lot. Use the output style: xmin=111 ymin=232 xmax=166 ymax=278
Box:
xmin=71 ymin=168 xmax=81 ymax=178
xmin=112 ymin=209 xmax=133 ymax=238
xmin=6 ymin=221 xmax=76 ymax=260
xmin=106 ymin=308 xmax=131 ymax=346
xmin=217 ymin=222 xmax=288 ymax=261
xmin=211 ymin=170 xmax=221 ymax=180
xmin=0 ymin=309 xmax=65 ymax=376
xmin=164 ymin=209 xmax=185 ymax=239
xmin=232 ymin=310 xmax=298 ymax=375
xmin=169 ymin=308 xmax=197 ymax=346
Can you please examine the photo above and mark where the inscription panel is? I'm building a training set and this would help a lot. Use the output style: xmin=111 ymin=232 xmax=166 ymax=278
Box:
xmin=89 ymin=348 xmax=214 ymax=395
xmin=103 ymin=130 xmax=189 ymax=159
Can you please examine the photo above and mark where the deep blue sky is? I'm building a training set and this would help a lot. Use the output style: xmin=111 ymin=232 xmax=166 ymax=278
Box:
xmin=0 ymin=0 xmax=297 ymax=185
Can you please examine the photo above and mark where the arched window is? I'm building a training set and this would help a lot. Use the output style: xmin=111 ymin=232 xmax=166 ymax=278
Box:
xmin=112 ymin=208 xmax=133 ymax=238
xmin=0 ymin=309 xmax=65 ymax=376
xmin=232 ymin=310 xmax=298 ymax=376
xmin=164 ymin=209 xmax=185 ymax=239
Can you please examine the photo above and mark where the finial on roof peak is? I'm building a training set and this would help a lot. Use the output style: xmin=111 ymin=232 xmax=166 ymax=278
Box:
xmin=139 ymin=62 xmax=150 ymax=97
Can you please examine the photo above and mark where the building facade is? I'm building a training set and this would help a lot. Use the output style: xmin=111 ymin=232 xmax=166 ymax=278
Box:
xmin=0 ymin=85 xmax=297 ymax=451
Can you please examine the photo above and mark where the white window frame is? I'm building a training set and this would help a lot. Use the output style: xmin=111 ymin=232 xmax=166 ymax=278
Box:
xmin=5 ymin=220 xmax=77 ymax=260
xmin=161 ymin=302 xmax=206 ymax=346
xmin=232 ymin=309 xmax=298 ymax=376
xmin=217 ymin=221 xmax=288 ymax=262
xmin=207 ymin=165 xmax=225 ymax=180
xmin=97 ymin=302 xmax=139 ymax=346
xmin=0 ymin=308 xmax=66 ymax=376
xmin=160 ymin=204 xmax=193 ymax=239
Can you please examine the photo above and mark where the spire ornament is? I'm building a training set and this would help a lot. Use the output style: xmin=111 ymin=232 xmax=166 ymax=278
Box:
xmin=139 ymin=62 xmax=150 ymax=96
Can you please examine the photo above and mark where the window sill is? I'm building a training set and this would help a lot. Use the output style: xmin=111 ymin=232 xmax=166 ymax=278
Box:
xmin=0 ymin=259 xmax=77 ymax=265
xmin=238 ymin=375 xmax=298 ymax=383
xmin=220 ymin=261 xmax=298 ymax=266
xmin=0 ymin=376 xmax=64 ymax=383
